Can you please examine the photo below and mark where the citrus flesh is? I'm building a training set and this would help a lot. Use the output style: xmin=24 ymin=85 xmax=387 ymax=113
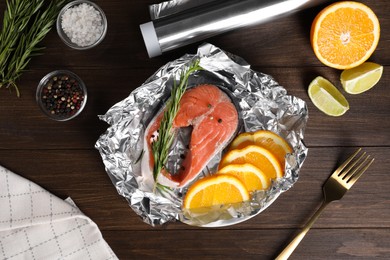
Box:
xmin=183 ymin=174 xmax=250 ymax=209
xmin=311 ymin=1 xmax=380 ymax=69
xmin=230 ymin=130 xmax=292 ymax=168
xmin=219 ymin=145 xmax=283 ymax=179
xmin=308 ymin=76 xmax=349 ymax=116
xmin=218 ymin=163 xmax=271 ymax=192
xmin=341 ymin=62 xmax=383 ymax=94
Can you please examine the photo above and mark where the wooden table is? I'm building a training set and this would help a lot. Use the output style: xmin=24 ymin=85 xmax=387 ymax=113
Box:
xmin=1 ymin=0 xmax=389 ymax=259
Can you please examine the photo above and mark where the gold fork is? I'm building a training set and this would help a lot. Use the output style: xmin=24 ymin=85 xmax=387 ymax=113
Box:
xmin=276 ymin=148 xmax=374 ymax=260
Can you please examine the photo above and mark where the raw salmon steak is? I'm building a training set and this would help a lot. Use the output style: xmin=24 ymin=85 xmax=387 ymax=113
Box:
xmin=141 ymin=84 xmax=239 ymax=189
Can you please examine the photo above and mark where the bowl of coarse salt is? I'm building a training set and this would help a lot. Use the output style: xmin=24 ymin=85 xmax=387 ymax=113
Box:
xmin=57 ymin=0 xmax=107 ymax=50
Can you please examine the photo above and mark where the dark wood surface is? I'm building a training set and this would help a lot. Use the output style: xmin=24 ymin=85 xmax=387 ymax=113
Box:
xmin=1 ymin=0 xmax=389 ymax=259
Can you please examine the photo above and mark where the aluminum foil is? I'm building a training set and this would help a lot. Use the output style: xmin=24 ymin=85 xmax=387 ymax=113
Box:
xmin=148 ymin=0 xmax=216 ymax=20
xmin=95 ymin=43 xmax=308 ymax=227
xmin=140 ymin=0 xmax=328 ymax=57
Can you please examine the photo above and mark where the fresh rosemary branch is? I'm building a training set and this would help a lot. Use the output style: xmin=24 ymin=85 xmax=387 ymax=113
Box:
xmin=0 ymin=0 xmax=66 ymax=97
xmin=152 ymin=60 xmax=202 ymax=184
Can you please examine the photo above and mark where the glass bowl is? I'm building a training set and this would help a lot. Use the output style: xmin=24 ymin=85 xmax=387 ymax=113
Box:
xmin=56 ymin=0 xmax=107 ymax=50
xmin=36 ymin=70 xmax=87 ymax=121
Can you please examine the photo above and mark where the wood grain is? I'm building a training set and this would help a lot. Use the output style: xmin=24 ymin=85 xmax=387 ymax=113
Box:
xmin=102 ymin=229 xmax=390 ymax=259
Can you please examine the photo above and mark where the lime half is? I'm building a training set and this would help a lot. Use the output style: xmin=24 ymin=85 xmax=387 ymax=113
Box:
xmin=308 ymin=76 xmax=349 ymax=116
xmin=341 ymin=62 xmax=383 ymax=94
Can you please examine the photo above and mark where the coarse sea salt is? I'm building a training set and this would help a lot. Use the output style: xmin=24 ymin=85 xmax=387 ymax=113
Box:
xmin=61 ymin=3 xmax=104 ymax=47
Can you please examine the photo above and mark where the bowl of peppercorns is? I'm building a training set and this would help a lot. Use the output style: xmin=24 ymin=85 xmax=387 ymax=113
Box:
xmin=36 ymin=70 xmax=87 ymax=121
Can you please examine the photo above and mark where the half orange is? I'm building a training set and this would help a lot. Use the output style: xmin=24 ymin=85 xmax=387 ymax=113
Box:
xmin=311 ymin=1 xmax=380 ymax=69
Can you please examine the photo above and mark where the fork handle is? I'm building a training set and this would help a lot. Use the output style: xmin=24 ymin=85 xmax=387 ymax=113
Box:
xmin=275 ymin=201 xmax=330 ymax=260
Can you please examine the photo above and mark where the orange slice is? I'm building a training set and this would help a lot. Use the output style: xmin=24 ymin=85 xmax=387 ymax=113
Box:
xmin=183 ymin=174 xmax=250 ymax=209
xmin=311 ymin=1 xmax=380 ymax=69
xmin=230 ymin=130 xmax=292 ymax=167
xmin=218 ymin=163 xmax=271 ymax=192
xmin=220 ymin=145 xmax=283 ymax=179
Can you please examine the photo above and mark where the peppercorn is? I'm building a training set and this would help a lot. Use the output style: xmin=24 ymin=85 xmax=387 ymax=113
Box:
xmin=39 ymin=73 xmax=85 ymax=120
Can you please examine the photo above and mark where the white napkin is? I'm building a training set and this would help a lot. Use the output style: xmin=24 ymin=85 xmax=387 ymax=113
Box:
xmin=0 ymin=165 xmax=118 ymax=260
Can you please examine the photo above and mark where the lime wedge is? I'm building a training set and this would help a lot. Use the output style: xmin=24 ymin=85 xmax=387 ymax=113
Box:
xmin=308 ymin=76 xmax=349 ymax=116
xmin=341 ymin=62 xmax=383 ymax=94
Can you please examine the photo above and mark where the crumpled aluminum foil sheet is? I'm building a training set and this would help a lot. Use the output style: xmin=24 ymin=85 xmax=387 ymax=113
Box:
xmin=95 ymin=43 xmax=308 ymax=227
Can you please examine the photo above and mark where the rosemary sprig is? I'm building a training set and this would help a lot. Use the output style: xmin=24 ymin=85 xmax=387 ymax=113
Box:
xmin=0 ymin=0 xmax=66 ymax=97
xmin=151 ymin=60 xmax=202 ymax=185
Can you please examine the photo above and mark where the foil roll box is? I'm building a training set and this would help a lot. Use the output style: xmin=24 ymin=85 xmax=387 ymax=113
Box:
xmin=96 ymin=43 xmax=308 ymax=227
xmin=140 ymin=0 xmax=329 ymax=58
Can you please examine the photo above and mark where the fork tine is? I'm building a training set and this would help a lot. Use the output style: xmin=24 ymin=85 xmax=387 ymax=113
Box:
xmin=347 ymin=156 xmax=375 ymax=187
xmin=339 ymin=150 xmax=366 ymax=179
xmin=333 ymin=148 xmax=361 ymax=177
xmin=343 ymin=154 xmax=369 ymax=181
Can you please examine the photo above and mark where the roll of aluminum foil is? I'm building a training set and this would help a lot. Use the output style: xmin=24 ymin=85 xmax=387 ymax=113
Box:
xmin=96 ymin=43 xmax=308 ymax=227
xmin=140 ymin=0 xmax=329 ymax=57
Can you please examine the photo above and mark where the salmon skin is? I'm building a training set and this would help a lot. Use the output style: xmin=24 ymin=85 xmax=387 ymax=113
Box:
xmin=141 ymin=84 xmax=239 ymax=189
